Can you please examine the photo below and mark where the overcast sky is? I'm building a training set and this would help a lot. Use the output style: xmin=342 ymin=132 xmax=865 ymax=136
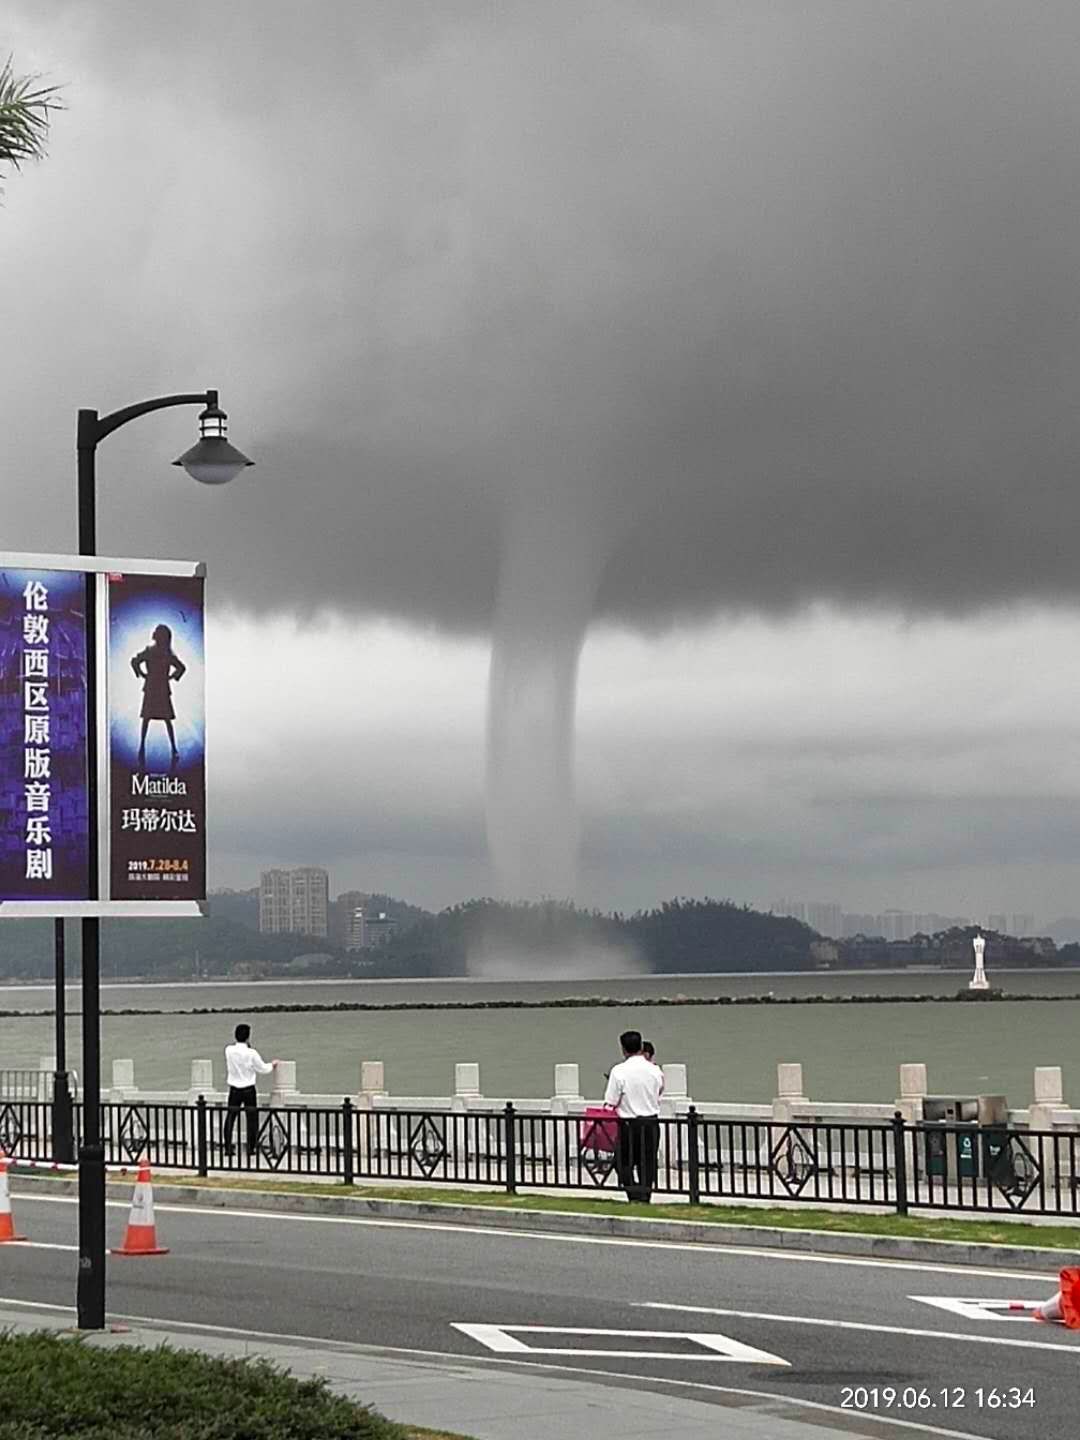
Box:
xmin=5 ymin=3 xmax=1080 ymax=922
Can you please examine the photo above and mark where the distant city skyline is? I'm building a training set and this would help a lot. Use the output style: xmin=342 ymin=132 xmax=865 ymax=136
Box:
xmin=772 ymin=898 xmax=1046 ymax=941
xmin=231 ymin=873 xmax=1053 ymax=944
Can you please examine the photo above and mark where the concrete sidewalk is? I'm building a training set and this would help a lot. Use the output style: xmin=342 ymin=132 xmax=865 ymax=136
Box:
xmin=0 ymin=1300 xmax=931 ymax=1440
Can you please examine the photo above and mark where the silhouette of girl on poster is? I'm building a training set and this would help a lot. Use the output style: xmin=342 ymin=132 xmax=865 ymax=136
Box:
xmin=131 ymin=624 xmax=186 ymax=769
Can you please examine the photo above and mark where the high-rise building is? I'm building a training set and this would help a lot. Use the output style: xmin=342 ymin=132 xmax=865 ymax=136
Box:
xmin=332 ymin=889 xmax=368 ymax=946
xmin=258 ymin=870 xmax=292 ymax=934
xmin=259 ymin=867 xmax=330 ymax=938
xmin=841 ymin=912 xmax=880 ymax=937
xmin=771 ymin=899 xmax=806 ymax=922
xmin=346 ymin=907 xmax=397 ymax=951
xmin=1011 ymin=913 xmax=1035 ymax=937
xmin=805 ymin=902 xmax=842 ymax=938
xmin=840 ymin=909 xmax=970 ymax=940
xmin=912 ymin=913 xmax=965 ymax=937
xmin=878 ymin=910 xmax=915 ymax=942
xmin=773 ymin=899 xmax=843 ymax=935
xmin=291 ymin=867 xmax=330 ymax=937
xmin=988 ymin=914 xmax=1009 ymax=934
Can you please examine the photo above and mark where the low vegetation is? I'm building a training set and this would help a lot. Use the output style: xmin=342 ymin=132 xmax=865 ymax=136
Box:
xmin=0 ymin=1333 xmax=471 ymax=1440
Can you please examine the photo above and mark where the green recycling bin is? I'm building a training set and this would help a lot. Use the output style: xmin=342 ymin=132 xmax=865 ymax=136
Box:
xmin=976 ymin=1095 xmax=1011 ymax=1185
xmin=923 ymin=1096 xmax=980 ymax=1179
xmin=923 ymin=1095 xmax=1008 ymax=1181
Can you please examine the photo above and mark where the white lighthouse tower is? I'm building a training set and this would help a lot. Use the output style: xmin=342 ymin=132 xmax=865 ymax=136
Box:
xmin=969 ymin=932 xmax=989 ymax=990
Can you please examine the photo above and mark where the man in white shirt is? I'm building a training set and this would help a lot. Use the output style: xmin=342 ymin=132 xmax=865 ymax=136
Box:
xmin=223 ymin=1023 xmax=278 ymax=1158
xmin=603 ymin=1029 xmax=663 ymax=1203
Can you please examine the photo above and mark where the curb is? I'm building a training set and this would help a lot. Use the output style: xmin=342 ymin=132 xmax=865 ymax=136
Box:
xmin=12 ymin=1171 xmax=1079 ymax=1273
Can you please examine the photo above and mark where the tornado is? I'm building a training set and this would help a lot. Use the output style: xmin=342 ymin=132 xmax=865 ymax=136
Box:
xmin=485 ymin=491 xmax=607 ymax=901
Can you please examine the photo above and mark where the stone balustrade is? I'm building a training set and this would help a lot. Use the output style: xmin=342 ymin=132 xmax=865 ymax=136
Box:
xmin=14 ymin=1054 xmax=1072 ymax=1195
xmin=76 ymin=1055 xmax=1080 ymax=1141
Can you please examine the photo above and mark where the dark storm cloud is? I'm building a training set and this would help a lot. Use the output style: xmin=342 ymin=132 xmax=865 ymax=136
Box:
xmin=212 ymin=790 xmax=484 ymax=869
xmin=10 ymin=1 xmax=1080 ymax=629
xmin=582 ymin=788 xmax=1080 ymax=880
xmin=790 ymin=795 xmax=1080 ymax=876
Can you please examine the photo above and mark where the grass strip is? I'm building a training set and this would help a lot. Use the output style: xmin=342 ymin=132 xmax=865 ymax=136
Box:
xmin=132 ymin=1173 xmax=1080 ymax=1252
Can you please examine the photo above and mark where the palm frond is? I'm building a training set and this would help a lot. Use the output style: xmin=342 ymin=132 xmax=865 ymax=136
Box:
xmin=0 ymin=54 xmax=64 ymax=178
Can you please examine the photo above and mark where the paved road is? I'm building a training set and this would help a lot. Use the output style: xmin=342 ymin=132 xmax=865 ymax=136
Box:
xmin=3 ymin=1191 xmax=1079 ymax=1440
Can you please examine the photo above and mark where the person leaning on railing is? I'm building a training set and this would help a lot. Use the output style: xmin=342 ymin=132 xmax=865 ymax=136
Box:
xmin=603 ymin=1029 xmax=663 ymax=1203
xmin=222 ymin=1024 xmax=279 ymax=1158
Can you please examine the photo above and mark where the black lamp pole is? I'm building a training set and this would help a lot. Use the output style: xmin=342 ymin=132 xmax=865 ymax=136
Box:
xmin=74 ymin=389 xmax=249 ymax=1331
xmin=51 ymin=918 xmax=72 ymax=1163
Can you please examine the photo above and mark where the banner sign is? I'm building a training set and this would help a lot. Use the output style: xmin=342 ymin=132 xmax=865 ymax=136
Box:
xmin=108 ymin=572 xmax=206 ymax=901
xmin=0 ymin=553 xmax=206 ymax=918
xmin=0 ymin=567 xmax=90 ymax=900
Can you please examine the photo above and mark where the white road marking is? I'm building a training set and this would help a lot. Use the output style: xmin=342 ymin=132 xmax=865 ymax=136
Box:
xmin=638 ymin=1300 xmax=1080 ymax=1354
xmin=0 ymin=1295 xmax=985 ymax=1439
xmin=0 ymin=1241 xmax=77 ymax=1253
xmin=452 ymin=1323 xmax=789 ymax=1365
xmin=910 ymin=1296 xmax=1048 ymax=1324
xmin=10 ymin=1192 xmax=1060 ymax=1282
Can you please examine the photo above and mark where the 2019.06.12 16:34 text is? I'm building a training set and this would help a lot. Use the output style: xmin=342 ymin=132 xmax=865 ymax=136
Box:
xmin=840 ymin=1385 xmax=1035 ymax=1411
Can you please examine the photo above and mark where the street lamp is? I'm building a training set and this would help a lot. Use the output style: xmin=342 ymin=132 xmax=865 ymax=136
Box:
xmin=74 ymin=389 xmax=251 ymax=1331
xmin=173 ymin=399 xmax=255 ymax=487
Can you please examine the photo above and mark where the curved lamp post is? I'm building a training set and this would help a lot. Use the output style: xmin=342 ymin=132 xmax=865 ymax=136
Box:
xmin=73 ymin=389 xmax=251 ymax=1330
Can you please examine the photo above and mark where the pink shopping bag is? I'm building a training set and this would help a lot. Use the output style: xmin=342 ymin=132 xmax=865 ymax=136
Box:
xmin=579 ymin=1106 xmax=619 ymax=1154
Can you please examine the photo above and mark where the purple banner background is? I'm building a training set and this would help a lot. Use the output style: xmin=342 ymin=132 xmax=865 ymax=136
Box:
xmin=0 ymin=568 xmax=90 ymax=901
xmin=108 ymin=572 xmax=206 ymax=901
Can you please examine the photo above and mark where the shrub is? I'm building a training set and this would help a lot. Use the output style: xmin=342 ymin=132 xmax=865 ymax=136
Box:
xmin=0 ymin=1332 xmax=407 ymax=1440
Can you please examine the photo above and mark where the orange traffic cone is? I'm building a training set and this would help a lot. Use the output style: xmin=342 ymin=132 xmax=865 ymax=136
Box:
xmin=0 ymin=1152 xmax=27 ymax=1242
xmin=110 ymin=1158 xmax=168 ymax=1257
xmin=1034 ymin=1268 xmax=1080 ymax=1327
xmin=1060 ymin=1268 xmax=1080 ymax=1328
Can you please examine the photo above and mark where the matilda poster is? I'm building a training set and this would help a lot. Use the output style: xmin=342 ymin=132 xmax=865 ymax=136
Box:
xmin=107 ymin=571 xmax=206 ymax=901
xmin=0 ymin=568 xmax=90 ymax=900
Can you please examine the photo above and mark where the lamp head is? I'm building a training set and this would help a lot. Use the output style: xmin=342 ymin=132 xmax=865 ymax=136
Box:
xmin=173 ymin=403 xmax=254 ymax=486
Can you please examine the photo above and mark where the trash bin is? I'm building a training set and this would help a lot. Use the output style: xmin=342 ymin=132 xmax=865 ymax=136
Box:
xmin=976 ymin=1094 xmax=1012 ymax=1185
xmin=923 ymin=1096 xmax=980 ymax=1179
xmin=924 ymin=1095 xmax=1009 ymax=1181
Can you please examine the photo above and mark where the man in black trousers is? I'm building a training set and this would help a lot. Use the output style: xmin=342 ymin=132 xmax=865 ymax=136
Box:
xmin=603 ymin=1029 xmax=663 ymax=1202
xmin=223 ymin=1023 xmax=278 ymax=1159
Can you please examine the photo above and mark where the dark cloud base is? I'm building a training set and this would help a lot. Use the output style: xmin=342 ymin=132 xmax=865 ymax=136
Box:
xmin=13 ymin=2 xmax=1080 ymax=632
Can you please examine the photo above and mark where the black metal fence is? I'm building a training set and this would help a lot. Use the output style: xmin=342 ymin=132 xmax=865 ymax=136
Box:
xmin=1 ymin=1095 xmax=1078 ymax=1218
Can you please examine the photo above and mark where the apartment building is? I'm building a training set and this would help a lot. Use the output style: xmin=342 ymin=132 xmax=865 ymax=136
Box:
xmin=259 ymin=867 xmax=330 ymax=938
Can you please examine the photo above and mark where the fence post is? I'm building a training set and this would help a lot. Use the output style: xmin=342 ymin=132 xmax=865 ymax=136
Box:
xmin=196 ymin=1095 xmax=208 ymax=1178
xmin=687 ymin=1106 xmax=701 ymax=1206
xmin=343 ymin=1098 xmax=355 ymax=1187
xmin=51 ymin=1073 xmax=75 ymax=1165
xmin=504 ymin=1102 xmax=517 ymax=1195
xmin=892 ymin=1110 xmax=909 ymax=1216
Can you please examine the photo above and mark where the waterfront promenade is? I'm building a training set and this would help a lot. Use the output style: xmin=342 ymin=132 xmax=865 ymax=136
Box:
xmin=6 ymin=1055 xmax=1080 ymax=1220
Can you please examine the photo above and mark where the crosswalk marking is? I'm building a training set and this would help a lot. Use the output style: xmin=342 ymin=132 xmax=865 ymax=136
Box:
xmin=452 ymin=1323 xmax=789 ymax=1365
